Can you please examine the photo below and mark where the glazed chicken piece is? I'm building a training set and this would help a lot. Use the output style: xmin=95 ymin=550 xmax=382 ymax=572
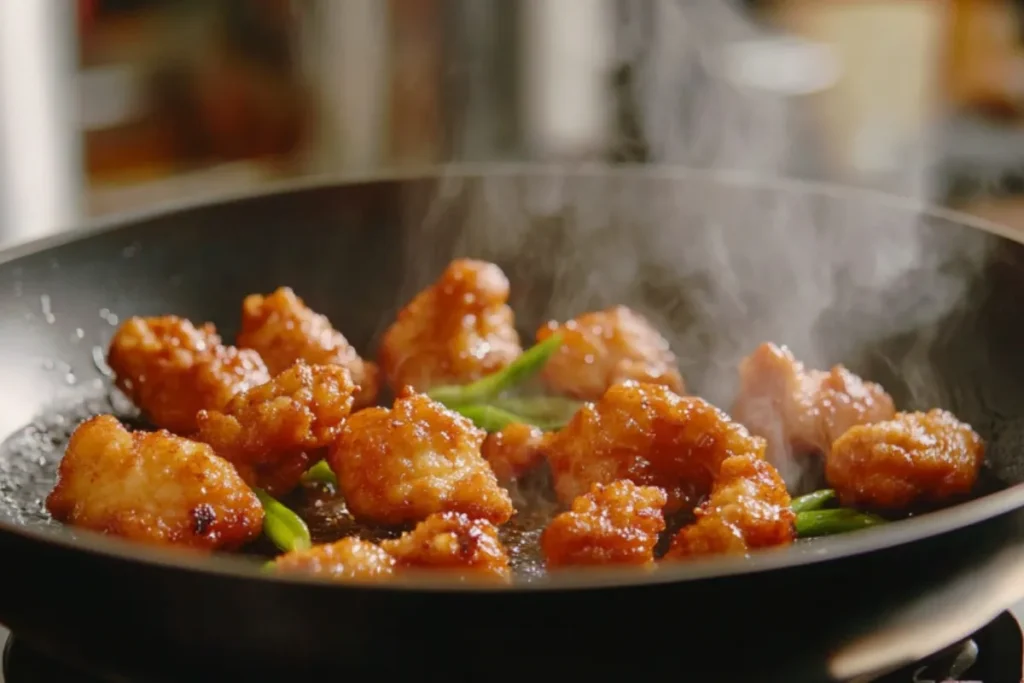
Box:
xmin=732 ymin=343 xmax=895 ymax=466
xmin=542 ymin=480 xmax=667 ymax=568
xmin=377 ymin=259 xmax=523 ymax=392
xmin=381 ymin=512 xmax=512 ymax=582
xmin=545 ymin=382 xmax=765 ymax=513
xmin=826 ymin=409 xmax=985 ymax=510
xmin=108 ymin=316 xmax=271 ymax=434
xmin=237 ymin=287 xmax=380 ymax=409
xmin=665 ymin=454 xmax=795 ymax=559
xmin=480 ymin=423 xmax=549 ymax=482
xmin=536 ymin=306 xmax=685 ymax=401
xmin=273 ymin=537 xmax=396 ymax=581
xmin=329 ymin=388 xmax=515 ymax=526
xmin=46 ymin=415 xmax=263 ymax=551
xmin=195 ymin=362 xmax=358 ymax=496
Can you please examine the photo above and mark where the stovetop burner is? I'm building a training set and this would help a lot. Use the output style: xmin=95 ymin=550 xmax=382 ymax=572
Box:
xmin=2 ymin=612 xmax=1022 ymax=682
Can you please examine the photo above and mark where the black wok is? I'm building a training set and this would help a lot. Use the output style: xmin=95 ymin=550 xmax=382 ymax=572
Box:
xmin=1 ymin=166 xmax=1024 ymax=682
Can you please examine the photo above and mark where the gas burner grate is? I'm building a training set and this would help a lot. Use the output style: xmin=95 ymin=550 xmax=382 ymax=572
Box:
xmin=872 ymin=611 xmax=1022 ymax=683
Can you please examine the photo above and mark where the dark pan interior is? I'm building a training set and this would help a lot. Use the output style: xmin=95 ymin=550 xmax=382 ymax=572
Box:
xmin=0 ymin=167 xmax=1023 ymax=578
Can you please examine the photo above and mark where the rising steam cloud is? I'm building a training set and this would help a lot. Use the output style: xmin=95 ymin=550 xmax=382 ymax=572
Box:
xmin=390 ymin=0 xmax=994 ymax=489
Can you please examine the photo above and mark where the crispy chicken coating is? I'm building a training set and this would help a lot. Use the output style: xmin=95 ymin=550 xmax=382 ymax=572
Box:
xmin=732 ymin=343 xmax=895 ymax=463
xmin=480 ymin=423 xmax=548 ymax=482
xmin=666 ymin=454 xmax=795 ymax=559
xmin=273 ymin=537 xmax=396 ymax=581
xmin=329 ymin=389 xmax=515 ymax=525
xmin=237 ymin=287 xmax=380 ymax=409
xmin=381 ymin=512 xmax=511 ymax=582
xmin=46 ymin=415 xmax=263 ymax=551
xmin=826 ymin=409 xmax=985 ymax=510
xmin=108 ymin=315 xmax=271 ymax=434
xmin=545 ymin=382 xmax=765 ymax=513
xmin=542 ymin=480 xmax=667 ymax=568
xmin=536 ymin=306 xmax=685 ymax=401
xmin=377 ymin=259 xmax=522 ymax=392
xmin=195 ymin=362 xmax=357 ymax=496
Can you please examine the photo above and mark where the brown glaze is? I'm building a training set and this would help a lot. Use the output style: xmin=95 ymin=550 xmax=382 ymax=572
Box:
xmin=481 ymin=423 xmax=548 ymax=482
xmin=195 ymin=362 xmax=357 ymax=496
xmin=329 ymin=388 xmax=515 ymax=526
xmin=537 ymin=305 xmax=685 ymax=401
xmin=237 ymin=287 xmax=380 ymax=409
xmin=378 ymin=259 xmax=522 ymax=392
xmin=46 ymin=415 xmax=263 ymax=551
xmin=542 ymin=480 xmax=667 ymax=568
xmin=108 ymin=316 xmax=271 ymax=434
xmin=382 ymin=511 xmax=512 ymax=583
xmin=666 ymin=454 xmax=795 ymax=559
xmin=545 ymin=381 xmax=765 ymax=513
xmin=827 ymin=409 xmax=985 ymax=510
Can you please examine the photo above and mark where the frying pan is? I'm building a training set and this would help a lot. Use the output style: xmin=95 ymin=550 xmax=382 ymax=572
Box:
xmin=1 ymin=166 xmax=1024 ymax=682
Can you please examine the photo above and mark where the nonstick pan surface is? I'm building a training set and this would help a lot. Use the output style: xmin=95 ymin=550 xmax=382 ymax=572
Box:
xmin=1 ymin=166 xmax=1024 ymax=681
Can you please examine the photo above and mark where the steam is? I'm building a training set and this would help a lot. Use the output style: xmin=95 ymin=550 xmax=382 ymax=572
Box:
xmin=388 ymin=1 xmax=994 ymax=489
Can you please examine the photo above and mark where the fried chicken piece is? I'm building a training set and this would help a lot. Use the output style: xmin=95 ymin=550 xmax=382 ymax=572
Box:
xmin=826 ymin=409 xmax=985 ymax=510
xmin=195 ymin=362 xmax=357 ymax=496
xmin=536 ymin=306 xmax=685 ymax=401
xmin=45 ymin=415 xmax=263 ymax=551
xmin=237 ymin=287 xmax=379 ymax=409
xmin=273 ymin=537 xmax=396 ymax=581
xmin=378 ymin=259 xmax=523 ymax=392
xmin=542 ymin=480 xmax=666 ymax=568
xmin=381 ymin=512 xmax=511 ymax=582
xmin=108 ymin=316 xmax=271 ymax=434
xmin=666 ymin=454 xmax=795 ymax=559
xmin=545 ymin=382 xmax=765 ymax=513
xmin=480 ymin=423 xmax=548 ymax=482
xmin=329 ymin=389 xmax=515 ymax=525
xmin=732 ymin=343 xmax=895 ymax=464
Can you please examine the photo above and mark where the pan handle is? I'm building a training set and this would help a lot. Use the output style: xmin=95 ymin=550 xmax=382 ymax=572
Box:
xmin=829 ymin=543 xmax=1024 ymax=682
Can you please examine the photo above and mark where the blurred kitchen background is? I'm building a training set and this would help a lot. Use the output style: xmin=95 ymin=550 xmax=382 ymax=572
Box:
xmin=4 ymin=0 xmax=1024 ymax=245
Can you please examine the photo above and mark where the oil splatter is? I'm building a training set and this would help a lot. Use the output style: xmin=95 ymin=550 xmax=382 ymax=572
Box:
xmin=39 ymin=295 xmax=54 ymax=324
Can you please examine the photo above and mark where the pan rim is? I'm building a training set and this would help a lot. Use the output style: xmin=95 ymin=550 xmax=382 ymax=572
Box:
xmin=1 ymin=161 xmax=1021 ymax=592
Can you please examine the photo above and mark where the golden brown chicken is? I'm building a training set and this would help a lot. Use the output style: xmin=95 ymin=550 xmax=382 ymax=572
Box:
xmin=108 ymin=316 xmax=271 ymax=434
xmin=195 ymin=362 xmax=358 ymax=496
xmin=377 ymin=259 xmax=523 ymax=392
xmin=545 ymin=382 xmax=765 ymax=513
xmin=826 ymin=409 xmax=985 ymax=510
xmin=480 ymin=423 xmax=549 ymax=482
xmin=732 ymin=343 xmax=895 ymax=465
xmin=273 ymin=537 xmax=397 ymax=581
xmin=542 ymin=480 xmax=667 ymax=568
xmin=46 ymin=415 xmax=263 ymax=551
xmin=665 ymin=454 xmax=795 ymax=559
xmin=536 ymin=306 xmax=685 ymax=401
xmin=329 ymin=388 xmax=515 ymax=526
xmin=381 ymin=512 xmax=511 ymax=582
xmin=237 ymin=287 xmax=380 ymax=409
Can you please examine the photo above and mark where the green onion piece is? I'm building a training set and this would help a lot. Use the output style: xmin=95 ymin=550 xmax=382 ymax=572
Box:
xmin=453 ymin=404 xmax=525 ymax=432
xmin=427 ymin=334 xmax=563 ymax=406
xmin=795 ymin=508 xmax=887 ymax=538
xmin=261 ymin=560 xmax=278 ymax=573
xmin=300 ymin=460 xmax=337 ymax=486
xmin=453 ymin=397 xmax=581 ymax=433
xmin=254 ymin=488 xmax=311 ymax=553
xmin=790 ymin=488 xmax=836 ymax=514
xmin=490 ymin=395 xmax=583 ymax=429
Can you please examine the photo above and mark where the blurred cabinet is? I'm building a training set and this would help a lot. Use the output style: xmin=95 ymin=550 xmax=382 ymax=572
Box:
xmin=771 ymin=0 xmax=948 ymax=195
xmin=945 ymin=0 xmax=1024 ymax=115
